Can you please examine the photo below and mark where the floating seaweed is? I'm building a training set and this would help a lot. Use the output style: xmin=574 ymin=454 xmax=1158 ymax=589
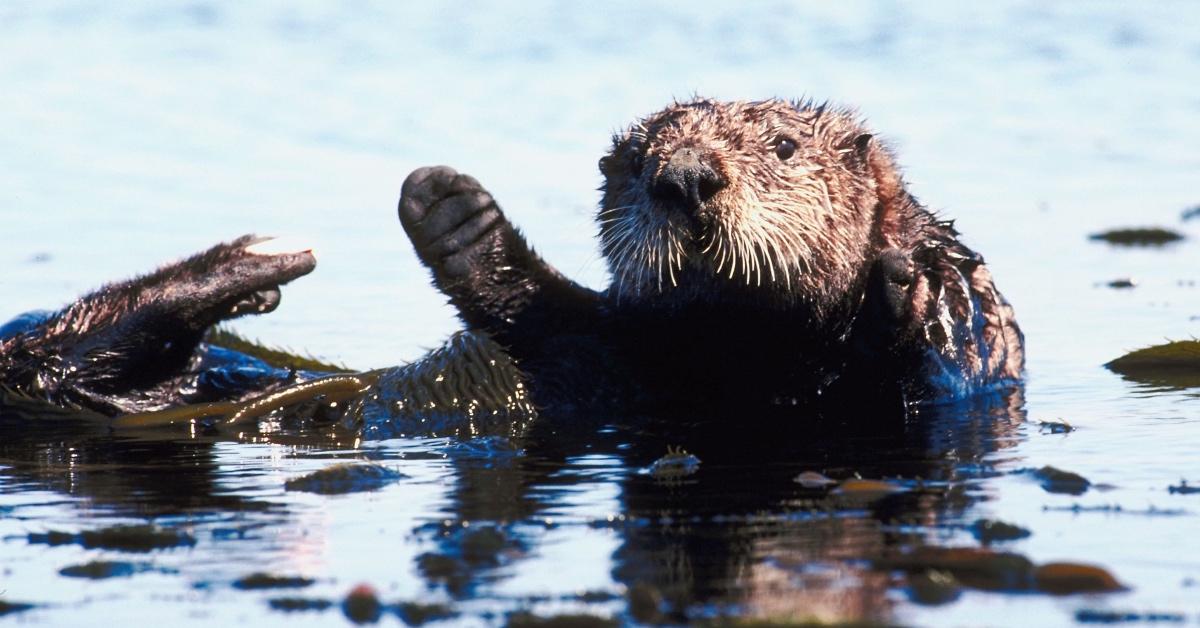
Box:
xmin=0 ymin=600 xmax=35 ymax=616
xmin=59 ymin=560 xmax=170 ymax=579
xmin=970 ymin=519 xmax=1032 ymax=544
xmin=1106 ymin=340 xmax=1200 ymax=389
xmin=207 ymin=327 xmax=351 ymax=373
xmin=284 ymin=463 xmax=407 ymax=495
xmin=879 ymin=546 xmax=1125 ymax=595
xmin=28 ymin=525 xmax=196 ymax=552
xmin=233 ymin=573 xmax=315 ymax=590
xmin=395 ymin=601 xmax=458 ymax=626
xmin=506 ymin=611 xmax=619 ymax=628
xmin=269 ymin=597 xmax=333 ymax=613
xmin=1030 ymin=466 xmax=1092 ymax=495
xmin=1034 ymin=562 xmax=1127 ymax=595
xmin=1089 ymin=227 xmax=1185 ymax=246
xmin=1168 ymin=480 xmax=1200 ymax=495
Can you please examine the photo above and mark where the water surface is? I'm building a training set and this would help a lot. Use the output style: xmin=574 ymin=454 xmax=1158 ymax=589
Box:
xmin=2 ymin=2 xmax=1200 ymax=625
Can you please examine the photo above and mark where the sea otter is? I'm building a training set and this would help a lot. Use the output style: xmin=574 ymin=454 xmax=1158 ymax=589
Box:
xmin=1 ymin=98 xmax=1023 ymax=428
xmin=0 ymin=236 xmax=317 ymax=415
xmin=397 ymin=98 xmax=1023 ymax=409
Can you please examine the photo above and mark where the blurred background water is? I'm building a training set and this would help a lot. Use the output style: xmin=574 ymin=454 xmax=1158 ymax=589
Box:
xmin=1 ymin=1 xmax=1199 ymax=626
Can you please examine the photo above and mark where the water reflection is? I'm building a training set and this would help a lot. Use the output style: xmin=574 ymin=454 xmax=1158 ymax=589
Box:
xmin=408 ymin=390 xmax=1025 ymax=623
xmin=1 ymin=385 xmax=1025 ymax=623
xmin=0 ymin=404 xmax=276 ymax=517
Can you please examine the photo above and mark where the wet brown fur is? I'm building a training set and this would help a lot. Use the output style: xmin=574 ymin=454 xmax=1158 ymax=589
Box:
xmin=597 ymin=98 xmax=1024 ymax=390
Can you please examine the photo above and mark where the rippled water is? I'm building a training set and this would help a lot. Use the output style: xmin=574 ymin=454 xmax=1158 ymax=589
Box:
xmin=2 ymin=2 xmax=1200 ymax=625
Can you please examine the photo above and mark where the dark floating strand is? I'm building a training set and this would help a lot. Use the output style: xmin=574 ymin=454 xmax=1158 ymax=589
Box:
xmin=1089 ymin=227 xmax=1185 ymax=246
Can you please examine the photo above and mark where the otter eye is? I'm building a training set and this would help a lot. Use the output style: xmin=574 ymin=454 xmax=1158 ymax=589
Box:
xmin=774 ymin=138 xmax=796 ymax=161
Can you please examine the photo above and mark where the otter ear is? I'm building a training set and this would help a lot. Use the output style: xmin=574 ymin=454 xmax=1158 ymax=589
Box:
xmin=598 ymin=155 xmax=613 ymax=175
xmin=851 ymin=133 xmax=904 ymax=208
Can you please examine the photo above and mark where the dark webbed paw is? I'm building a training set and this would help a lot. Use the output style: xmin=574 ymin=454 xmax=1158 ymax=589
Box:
xmin=399 ymin=166 xmax=507 ymax=283
xmin=875 ymin=247 xmax=915 ymax=323
xmin=0 ymin=236 xmax=316 ymax=414
xmin=399 ymin=167 xmax=599 ymax=338
xmin=849 ymin=247 xmax=918 ymax=363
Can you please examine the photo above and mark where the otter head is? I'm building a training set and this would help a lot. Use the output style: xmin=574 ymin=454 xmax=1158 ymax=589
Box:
xmin=598 ymin=98 xmax=906 ymax=315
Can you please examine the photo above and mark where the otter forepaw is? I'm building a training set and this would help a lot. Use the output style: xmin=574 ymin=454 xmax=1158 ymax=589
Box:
xmin=398 ymin=166 xmax=600 ymax=337
xmin=848 ymin=247 xmax=918 ymax=364
xmin=876 ymin=248 xmax=915 ymax=322
xmin=399 ymin=166 xmax=507 ymax=283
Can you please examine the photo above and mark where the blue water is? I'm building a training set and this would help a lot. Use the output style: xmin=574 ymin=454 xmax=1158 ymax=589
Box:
xmin=2 ymin=2 xmax=1200 ymax=625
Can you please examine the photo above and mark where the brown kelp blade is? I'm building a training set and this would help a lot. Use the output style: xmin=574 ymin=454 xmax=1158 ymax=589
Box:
xmin=111 ymin=372 xmax=381 ymax=430
xmin=1105 ymin=340 xmax=1200 ymax=388
xmin=224 ymin=373 xmax=379 ymax=426
xmin=111 ymin=401 xmax=242 ymax=429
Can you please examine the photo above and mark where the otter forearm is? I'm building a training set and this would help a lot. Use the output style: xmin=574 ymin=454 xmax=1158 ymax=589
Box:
xmin=398 ymin=166 xmax=601 ymax=342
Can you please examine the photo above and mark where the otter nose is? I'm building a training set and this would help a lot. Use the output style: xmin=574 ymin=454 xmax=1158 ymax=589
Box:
xmin=652 ymin=148 xmax=726 ymax=211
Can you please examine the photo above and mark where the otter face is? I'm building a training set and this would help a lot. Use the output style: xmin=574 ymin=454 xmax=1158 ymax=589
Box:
xmin=598 ymin=98 xmax=884 ymax=309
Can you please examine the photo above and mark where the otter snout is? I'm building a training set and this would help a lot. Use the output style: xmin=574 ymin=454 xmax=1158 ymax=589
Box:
xmin=652 ymin=148 xmax=726 ymax=212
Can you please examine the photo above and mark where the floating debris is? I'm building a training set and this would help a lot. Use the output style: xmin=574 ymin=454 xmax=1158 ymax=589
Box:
xmin=416 ymin=553 xmax=470 ymax=595
xmin=793 ymin=470 xmax=838 ymax=489
xmin=1037 ymin=419 xmax=1075 ymax=434
xmin=1076 ymin=609 xmax=1185 ymax=624
xmin=833 ymin=478 xmax=907 ymax=503
xmin=1042 ymin=504 xmax=1187 ymax=516
xmin=59 ymin=560 xmax=164 ymax=579
xmin=460 ymin=526 xmax=510 ymax=565
xmin=506 ymin=611 xmax=619 ymax=628
xmin=1106 ymin=341 xmax=1200 ymax=389
xmin=1034 ymin=562 xmax=1126 ymax=595
xmin=572 ymin=591 xmax=621 ymax=603
xmin=647 ymin=446 xmax=700 ymax=479
xmin=29 ymin=525 xmax=196 ymax=552
xmin=970 ymin=519 xmax=1032 ymax=544
xmin=1168 ymin=480 xmax=1200 ymax=495
xmin=0 ymin=600 xmax=35 ymax=616
xmin=284 ymin=463 xmax=407 ymax=495
xmin=1089 ymin=227 xmax=1185 ymax=246
xmin=906 ymin=569 xmax=961 ymax=606
xmin=879 ymin=547 xmax=1125 ymax=596
xmin=877 ymin=547 xmax=1034 ymax=591
xmin=269 ymin=597 xmax=333 ymax=612
xmin=233 ymin=573 xmax=315 ymax=590
xmin=1103 ymin=278 xmax=1137 ymax=289
xmin=395 ymin=601 xmax=458 ymax=626
xmin=627 ymin=582 xmax=665 ymax=624
xmin=207 ymin=327 xmax=351 ymax=373
xmin=1032 ymin=466 xmax=1091 ymax=495
xmin=342 ymin=583 xmax=383 ymax=624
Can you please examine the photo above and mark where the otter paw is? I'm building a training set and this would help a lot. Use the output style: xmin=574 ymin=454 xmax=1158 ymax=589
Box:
xmin=876 ymin=248 xmax=915 ymax=322
xmin=399 ymin=166 xmax=506 ymax=281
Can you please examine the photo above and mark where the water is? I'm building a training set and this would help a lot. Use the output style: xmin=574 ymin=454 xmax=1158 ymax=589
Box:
xmin=2 ymin=1 xmax=1200 ymax=625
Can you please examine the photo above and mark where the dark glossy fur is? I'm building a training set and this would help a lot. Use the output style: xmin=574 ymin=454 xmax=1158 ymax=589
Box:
xmin=1 ymin=98 xmax=1022 ymax=425
xmin=0 ymin=236 xmax=315 ymax=415
xmin=399 ymin=99 xmax=1024 ymax=410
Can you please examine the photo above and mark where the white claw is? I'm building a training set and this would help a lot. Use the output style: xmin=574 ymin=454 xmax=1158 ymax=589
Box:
xmin=245 ymin=236 xmax=315 ymax=259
